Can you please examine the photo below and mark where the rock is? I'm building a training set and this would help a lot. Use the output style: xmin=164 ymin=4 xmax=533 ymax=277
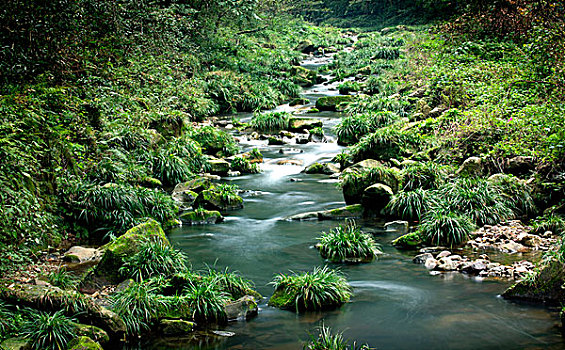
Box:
xmin=211 ymin=330 xmax=236 ymax=337
xmin=341 ymin=160 xmax=400 ymax=204
xmin=499 ymin=241 xmax=528 ymax=254
xmin=357 ymin=65 xmax=371 ymax=75
xmin=392 ymin=232 xmax=423 ymax=249
xmin=63 ymin=246 xmax=102 ymax=263
xmin=287 ymin=212 xmax=320 ymax=221
xmin=520 ymin=234 xmax=543 ymax=248
xmin=295 ymin=135 xmax=309 ymax=144
xmin=73 ymin=323 xmax=109 ymax=345
xmin=208 ymin=158 xmax=231 ymax=176
xmin=194 ymin=188 xmax=243 ymax=212
xmin=277 ymin=159 xmax=304 ymax=166
xmin=384 ymin=221 xmax=409 ymax=234
xmin=461 ymin=259 xmax=489 ymax=274
xmin=295 ymin=40 xmax=315 ymax=54
xmin=437 ymin=257 xmax=459 ymax=271
xmin=456 ymin=156 xmax=483 ymax=177
xmin=428 ymin=105 xmax=448 ymax=118
xmin=0 ymin=284 xmax=126 ymax=339
xmin=289 ymin=97 xmax=310 ymax=106
xmin=436 ymin=251 xmax=451 ymax=258
xmin=361 ymin=183 xmax=394 ymax=212
xmin=291 ymin=66 xmax=318 ymax=87
xmin=288 ymin=117 xmax=322 ymax=132
xmin=180 ymin=210 xmax=224 ymax=225
xmin=160 ymin=319 xmax=195 ymax=336
xmin=304 ymin=162 xmax=340 ymax=175
xmin=506 ymin=156 xmax=535 ymax=175
xmin=306 ymin=108 xmax=320 ymax=113
xmin=225 ymin=295 xmax=258 ymax=321
xmin=413 ymin=253 xmax=433 ymax=264
xmin=174 ymin=177 xmax=212 ymax=194
xmin=318 ymin=204 xmax=364 ymax=220
xmin=268 ymin=136 xmax=286 ymax=145
xmin=138 ymin=177 xmax=162 ymax=188
xmin=425 ymin=258 xmax=439 ymax=270
xmin=67 ymin=336 xmax=102 ymax=350
xmin=315 ymin=95 xmax=354 ymax=111
xmin=408 ymin=88 xmax=426 ymax=98
xmin=1 ymin=338 xmax=31 ymax=350
xmin=95 ymin=219 xmax=169 ymax=284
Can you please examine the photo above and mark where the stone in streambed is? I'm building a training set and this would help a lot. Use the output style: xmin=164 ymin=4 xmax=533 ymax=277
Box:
xmin=318 ymin=204 xmax=364 ymax=220
xmin=384 ymin=221 xmax=409 ymax=235
xmin=208 ymin=158 xmax=231 ymax=176
xmin=63 ymin=246 xmax=102 ymax=263
xmin=392 ymin=232 xmax=422 ymax=249
xmin=180 ymin=210 xmax=223 ymax=225
xmin=413 ymin=253 xmax=433 ymax=264
xmin=304 ymin=162 xmax=340 ymax=175
xmin=67 ymin=336 xmax=102 ymax=350
xmin=361 ymin=183 xmax=394 ymax=212
xmin=174 ymin=177 xmax=213 ymax=194
xmin=287 ymin=117 xmax=322 ymax=132
xmin=194 ymin=188 xmax=243 ymax=212
xmin=225 ymin=295 xmax=258 ymax=321
xmin=73 ymin=323 xmax=109 ymax=346
xmin=316 ymin=95 xmax=354 ymax=111
xmin=159 ymin=319 xmax=195 ymax=336
xmin=1 ymin=338 xmax=31 ymax=350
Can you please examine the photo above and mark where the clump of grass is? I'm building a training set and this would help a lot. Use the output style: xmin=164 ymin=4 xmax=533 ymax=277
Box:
xmin=183 ymin=277 xmax=229 ymax=323
xmin=47 ymin=267 xmax=76 ymax=290
xmin=417 ymin=210 xmax=476 ymax=247
xmin=269 ymin=266 xmax=352 ymax=312
xmin=204 ymin=266 xmax=257 ymax=300
xmin=385 ymin=188 xmax=435 ymax=221
xmin=188 ymin=125 xmax=239 ymax=157
xmin=338 ymin=81 xmax=362 ymax=95
xmin=340 ymin=164 xmax=401 ymax=203
xmin=402 ymin=161 xmax=447 ymax=191
xmin=335 ymin=112 xmax=399 ymax=146
xmin=488 ymin=174 xmax=535 ymax=216
xmin=304 ymin=324 xmax=371 ymax=350
xmin=349 ymin=126 xmax=420 ymax=163
xmin=250 ymin=111 xmax=291 ymax=132
xmin=215 ymin=183 xmax=241 ymax=204
xmin=231 ymin=156 xmax=261 ymax=174
xmin=119 ymin=238 xmax=189 ymax=282
xmin=22 ymin=310 xmax=77 ymax=350
xmin=317 ymin=220 xmax=381 ymax=263
xmin=531 ymin=213 xmax=565 ymax=236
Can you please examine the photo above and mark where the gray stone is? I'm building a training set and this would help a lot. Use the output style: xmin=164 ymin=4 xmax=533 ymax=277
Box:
xmin=160 ymin=319 xmax=195 ymax=336
xmin=361 ymin=183 xmax=394 ymax=211
xmin=63 ymin=246 xmax=102 ymax=263
xmin=287 ymin=212 xmax=319 ymax=221
xmin=208 ymin=159 xmax=231 ymax=176
xmin=384 ymin=220 xmax=409 ymax=234
xmin=0 ymin=338 xmax=31 ymax=350
xmin=456 ymin=156 xmax=482 ymax=177
xmin=425 ymin=258 xmax=439 ymax=270
xmin=437 ymin=257 xmax=459 ymax=271
xmin=413 ymin=253 xmax=433 ymax=264
xmin=437 ymin=251 xmax=452 ymax=258
xmin=225 ymin=295 xmax=258 ymax=321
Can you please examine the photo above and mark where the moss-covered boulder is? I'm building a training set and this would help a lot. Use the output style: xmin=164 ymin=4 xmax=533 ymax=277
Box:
xmin=193 ymin=189 xmax=243 ymax=212
xmin=179 ymin=210 xmax=224 ymax=225
xmin=95 ymin=219 xmax=169 ymax=283
xmin=159 ymin=319 xmax=195 ymax=336
xmin=318 ymin=204 xmax=364 ymax=220
xmin=316 ymin=95 xmax=354 ymax=111
xmin=289 ymin=97 xmax=310 ymax=106
xmin=73 ymin=323 xmax=109 ymax=346
xmin=502 ymin=257 xmax=565 ymax=304
xmin=392 ymin=232 xmax=423 ymax=249
xmin=456 ymin=156 xmax=483 ymax=177
xmin=341 ymin=160 xmax=401 ymax=205
xmin=172 ymin=189 xmax=198 ymax=207
xmin=1 ymin=338 xmax=31 ymax=350
xmin=291 ymin=66 xmax=318 ymax=87
xmin=287 ymin=117 xmax=322 ymax=132
xmin=208 ymin=158 xmax=231 ymax=176
xmin=67 ymin=336 xmax=102 ymax=350
xmin=295 ymin=40 xmax=315 ymax=54
xmin=362 ymin=183 xmax=394 ymax=212
xmin=174 ymin=177 xmax=212 ymax=194
xmin=304 ymin=162 xmax=340 ymax=175
xmin=225 ymin=295 xmax=258 ymax=321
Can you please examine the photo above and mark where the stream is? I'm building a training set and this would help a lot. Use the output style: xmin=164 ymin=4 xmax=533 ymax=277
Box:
xmin=143 ymin=54 xmax=564 ymax=349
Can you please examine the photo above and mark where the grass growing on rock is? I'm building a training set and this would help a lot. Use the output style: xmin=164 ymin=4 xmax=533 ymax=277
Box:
xmin=417 ymin=210 xmax=476 ymax=247
xmin=250 ymin=111 xmax=291 ymax=132
xmin=269 ymin=266 xmax=352 ymax=312
xmin=385 ymin=188 xmax=436 ymax=221
xmin=22 ymin=309 xmax=77 ymax=350
xmin=183 ymin=277 xmax=229 ymax=323
xmin=317 ymin=220 xmax=381 ymax=263
xmin=304 ymin=324 xmax=371 ymax=350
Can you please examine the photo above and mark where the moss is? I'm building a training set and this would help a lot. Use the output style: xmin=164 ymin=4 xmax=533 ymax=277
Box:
xmin=267 ymin=289 xmax=295 ymax=309
xmin=391 ymin=232 xmax=423 ymax=249
xmin=304 ymin=162 xmax=325 ymax=174
xmin=316 ymin=95 xmax=354 ymax=111
xmin=179 ymin=210 xmax=224 ymax=225
xmin=72 ymin=323 xmax=109 ymax=345
xmin=287 ymin=117 xmax=322 ymax=132
xmin=0 ymin=338 xmax=31 ymax=350
xmin=174 ymin=177 xmax=212 ymax=194
xmin=159 ymin=319 xmax=195 ymax=336
xmin=66 ymin=336 xmax=102 ymax=350
xmin=138 ymin=177 xmax=162 ymax=188
xmin=194 ymin=189 xmax=243 ymax=212
xmin=319 ymin=204 xmax=364 ymax=220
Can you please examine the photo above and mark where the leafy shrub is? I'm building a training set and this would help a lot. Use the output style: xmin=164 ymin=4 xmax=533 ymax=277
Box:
xmin=417 ymin=210 xmax=476 ymax=247
xmin=250 ymin=111 xmax=291 ymax=132
xmin=338 ymin=81 xmax=362 ymax=95
xmin=345 ymin=95 xmax=410 ymax=117
xmin=269 ymin=266 xmax=352 ymax=312
xmin=488 ymin=174 xmax=535 ymax=216
xmin=402 ymin=161 xmax=447 ymax=191
xmin=151 ymin=136 xmax=208 ymax=185
xmin=349 ymin=126 xmax=420 ymax=163
xmin=183 ymin=277 xmax=229 ymax=323
xmin=385 ymin=188 xmax=435 ymax=221
xmin=231 ymin=156 xmax=261 ymax=174
xmin=317 ymin=220 xmax=381 ymax=263
xmin=119 ymin=239 xmax=188 ymax=282
xmin=214 ymin=183 xmax=241 ymax=204
xmin=188 ymin=125 xmax=238 ymax=157
xmin=372 ymin=47 xmax=400 ymax=60
xmin=334 ymin=111 xmax=399 ymax=145
xmin=204 ymin=266 xmax=256 ymax=300
xmin=22 ymin=310 xmax=77 ymax=350
xmin=47 ymin=267 xmax=76 ymax=290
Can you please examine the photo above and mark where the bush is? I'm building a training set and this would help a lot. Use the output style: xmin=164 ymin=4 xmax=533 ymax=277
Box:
xmin=47 ymin=267 xmax=76 ymax=290
xmin=402 ymin=162 xmax=447 ymax=191
xmin=385 ymin=188 xmax=435 ymax=221
xmin=22 ymin=310 xmax=77 ymax=350
xmin=183 ymin=276 xmax=229 ymax=323
xmin=417 ymin=210 xmax=476 ymax=247
xmin=250 ymin=111 xmax=291 ymax=132
xmin=334 ymin=111 xmax=399 ymax=145
xmin=231 ymin=156 xmax=261 ymax=174
xmin=188 ymin=125 xmax=238 ymax=157
xmin=269 ymin=266 xmax=352 ymax=312
xmin=317 ymin=220 xmax=381 ymax=263
xmin=119 ymin=239 xmax=189 ymax=282
xmin=304 ymin=324 xmax=371 ymax=350
xmin=338 ymin=81 xmax=362 ymax=95
xmin=215 ymin=183 xmax=241 ymax=204
xmin=349 ymin=126 xmax=420 ymax=163
xmin=488 ymin=174 xmax=535 ymax=216
xmin=151 ymin=136 xmax=208 ymax=186
xmin=532 ymin=213 xmax=565 ymax=236
xmin=203 ymin=266 xmax=257 ymax=300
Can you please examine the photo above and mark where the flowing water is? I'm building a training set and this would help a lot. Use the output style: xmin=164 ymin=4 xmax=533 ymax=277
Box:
xmin=143 ymin=55 xmax=564 ymax=349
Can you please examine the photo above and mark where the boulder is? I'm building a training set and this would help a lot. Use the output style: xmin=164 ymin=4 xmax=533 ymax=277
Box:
xmin=506 ymin=156 xmax=535 ymax=175
xmin=208 ymin=158 xmax=231 ymax=176
xmin=73 ymin=323 xmax=109 ymax=346
xmin=291 ymin=66 xmax=318 ymax=87
xmin=341 ymin=160 xmax=400 ymax=204
xmin=179 ymin=210 xmax=224 ymax=225
xmin=436 ymin=257 xmax=459 ymax=271
xmin=315 ymin=95 xmax=354 ymax=111
xmin=287 ymin=117 xmax=322 ymax=132
xmin=392 ymin=232 xmax=423 ymax=249
xmin=95 ymin=219 xmax=169 ymax=283
xmin=277 ymin=159 xmax=304 ymax=166
xmin=0 ymin=338 xmax=31 ymax=350
xmin=289 ymin=97 xmax=310 ymax=106
xmin=425 ymin=258 xmax=439 ymax=270
xmin=318 ymin=205 xmax=364 ymax=220
xmin=456 ymin=156 xmax=483 ymax=177
xmin=159 ymin=319 xmax=195 ymax=336
xmin=287 ymin=212 xmax=320 ymax=221
xmin=194 ymin=189 xmax=243 ymax=212
xmin=171 ymin=189 xmax=198 ymax=207
xmin=67 ymin=336 xmax=102 ymax=350
xmin=361 ymin=183 xmax=394 ymax=212
xmin=428 ymin=105 xmax=448 ymax=118
xmin=63 ymin=246 xmax=102 ymax=263
xmin=384 ymin=221 xmax=409 ymax=235
xmin=174 ymin=177 xmax=212 ymax=194
xmin=268 ymin=136 xmax=286 ymax=145
xmin=304 ymin=162 xmax=340 ymax=175
xmin=413 ymin=253 xmax=433 ymax=264
xmin=0 ymin=284 xmax=126 ymax=339
xmin=295 ymin=40 xmax=315 ymax=54
xmin=357 ymin=66 xmax=371 ymax=75
xmin=225 ymin=295 xmax=258 ymax=321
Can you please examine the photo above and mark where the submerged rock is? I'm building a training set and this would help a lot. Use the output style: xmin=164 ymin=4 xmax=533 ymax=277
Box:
xmin=318 ymin=204 xmax=364 ymax=220
xmin=304 ymin=162 xmax=340 ymax=175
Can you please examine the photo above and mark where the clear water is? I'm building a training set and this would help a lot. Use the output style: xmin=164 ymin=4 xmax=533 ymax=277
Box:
xmin=142 ymin=58 xmax=564 ymax=350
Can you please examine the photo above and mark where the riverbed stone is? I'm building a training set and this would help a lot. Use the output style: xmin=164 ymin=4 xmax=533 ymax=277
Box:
xmin=159 ymin=319 xmax=195 ymax=336
xmin=288 ymin=117 xmax=322 ymax=132
xmin=194 ymin=188 xmax=243 ymax=212
xmin=318 ymin=204 xmax=364 ymax=220
xmin=291 ymin=66 xmax=318 ymax=87
xmin=425 ymin=258 xmax=439 ymax=270
xmin=174 ymin=177 xmax=212 ymax=194
xmin=304 ymin=162 xmax=340 ymax=175
xmin=437 ymin=251 xmax=451 ymax=259
xmin=208 ymin=158 xmax=231 ymax=176
xmin=0 ymin=338 xmax=31 ymax=350
xmin=341 ymin=160 xmax=400 ymax=204
xmin=63 ymin=246 xmax=102 ymax=263
xmin=288 ymin=211 xmax=319 ymax=221
xmin=95 ymin=219 xmax=169 ymax=283
xmin=67 ymin=336 xmax=102 ymax=350
xmin=180 ymin=210 xmax=223 ymax=225
xmin=384 ymin=221 xmax=409 ymax=234
xmin=172 ymin=189 xmax=198 ymax=207
xmin=413 ymin=253 xmax=433 ymax=264
xmin=73 ymin=323 xmax=109 ymax=345
xmin=316 ymin=95 xmax=354 ymax=111
xmin=289 ymin=97 xmax=310 ymax=106
xmin=392 ymin=232 xmax=423 ymax=249
xmin=225 ymin=295 xmax=259 ymax=321
xmin=361 ymin=183 xmax=394 ymax=212
xmin=437 ymin=257 xmax=459 ymax=271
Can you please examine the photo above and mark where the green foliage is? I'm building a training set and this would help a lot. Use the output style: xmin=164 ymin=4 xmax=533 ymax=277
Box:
xmin=183 ymin=277 xmax=229 ymax=323
xmin=335 ymin=111 xmax=400 ymax=146
xmin=188 ymin=126 xmax=239 ymax=157
xmin=214 ymin=183 xmax=241 ymax=204
xmin=231 ymin=156 xmax=261 ymax=174
xmin=204 ymin=266 xmax=256 ymax=300
xmin=304 ymin=324 xmax=371 ymax=350
xmin=270 ymin=266 xmax=352 ymax=312
xmin=250 ymin=111 xmax=291 ymax=132
xmin=317 ymin=220 xmax=381 ymax=263
xmin=417 ymin=210 xmax=476 ymax=247
xmin=338 ymin=81 xmax=362 ymax=95
xmin=488 ymin=174 xmax=535 ymax=216
xmin=340 ymin=164 xmax=401 ymax=195
xmin=150 ymin=136 xmax=208 ymax=186
xmin=402 ymin=161 xmax=447 ymax=191
xmin=349 ymin=126 xmax=420 ymax=163
xmin=47 ymin=267 xmax=76 ymax=290
xmin=385 ymin=188 xmax=435 ymax=221
xmin=22 ymin=310 xmax=77 ymax=350
xmin=531 ymin=213 xmax=565 ymax=236
xmin=119 ymin=239 xmax=189 ymax=282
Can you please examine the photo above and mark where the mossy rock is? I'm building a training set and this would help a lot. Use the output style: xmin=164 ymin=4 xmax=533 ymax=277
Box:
xmin=95 ymin=219 xmax=169 ymax=283
xmin=66 ymin=336 xmax=102 ymax=350
xmin=361 ymin=183 xmax=394 ymax=212
xmin=73 ymin=323 xmax=109 ymax=345
xmin=225 ymin=295 xmax=258 ymax=321
xmin=268 ymin=287 xmax=347 ymax=312
xmin=1 ymin=338 xmax=31 ymax=350
xmin=341 ymin=160 xmax=401 ymax=205
xmin=287 ymin=117 xmax=322 ymax=132
xmin=291 ymin=66 xmax=318 ymax=87
xmin=208 ymin=158 xmax=231 ymax=176
xmin=193 ymin=189 xmax=243 ymax=212
xmin=138 ymin=176 xmax=163 ymax=188
xmin=316 ymin=96 xmax=354 ymax=111
xmin=179 ymin=210 xmax=224 ymax=225
xmin=307 ymin=108 xmax=320 ymax=114
xmin=357 ymin=65 xmax=371 ymax=75
xmin=159 ymin=319 xmax=195 ymax=336
xmin=295 ymin=40 xmax=315 ymax=54
xmin=173 ymin=177 xmax=212 ymax=194
xmin=502 ymin=257 xmax=565 ymax=304
xmin=392 ymin=232 xmax=423 ymax=249
xmin=268 ymin=136 xmax=285 ymax=145
xmin=289 ymin=97 xmax=310 ymax=106
xmin=318 ymin=204 xmax=364 ymax=220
